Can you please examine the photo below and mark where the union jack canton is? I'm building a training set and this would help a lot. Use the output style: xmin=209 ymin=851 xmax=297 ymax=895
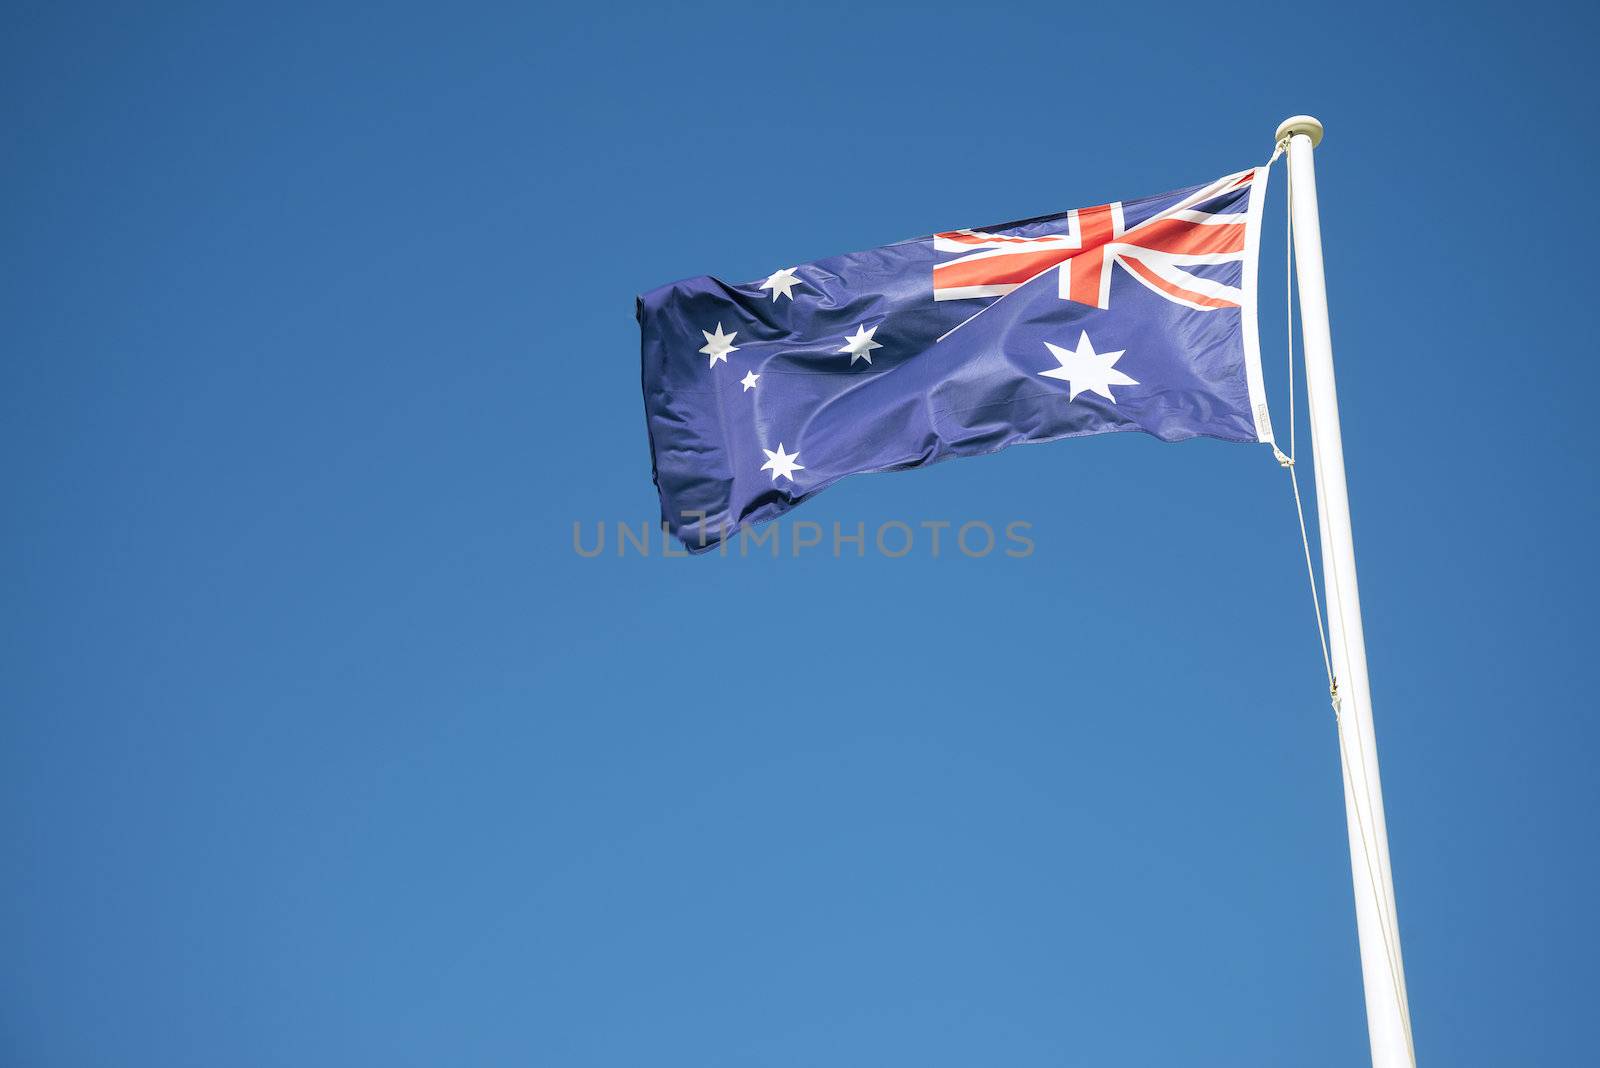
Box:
xmin=638 ymin=166 xmax=1276 ymax=552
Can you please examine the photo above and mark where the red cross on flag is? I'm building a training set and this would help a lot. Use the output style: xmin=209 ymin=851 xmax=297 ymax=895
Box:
xmin=932 ymin=170 xmax=1256 ymax=312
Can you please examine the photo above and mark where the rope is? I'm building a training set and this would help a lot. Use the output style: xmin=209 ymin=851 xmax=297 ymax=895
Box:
xmin=1334 ymin=707 xmax=1419 ymax=1066
xmin=1309 ymin=387 xmax=1418 ymax=1066
xmin=1270 ymin=140 xmax=1416 ymax=1065
xmin=1271 ymin=138 xmax=1335 ymax=697
xmin=1307 ymin=384 xmax=1417 ymax=1064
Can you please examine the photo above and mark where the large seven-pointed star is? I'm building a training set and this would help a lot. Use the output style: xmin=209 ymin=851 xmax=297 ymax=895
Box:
xmin=698 ymin=323 xmax=739 ymax=367
xmin=760 ymin=443 xmax=804 ymax=482
xmin=1038 ymin=332 xmax=1139 ymax=402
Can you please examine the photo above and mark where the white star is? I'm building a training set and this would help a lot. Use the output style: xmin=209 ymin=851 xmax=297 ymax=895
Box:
xmin=759 ymin=267 xmax=803 ymax=301
xmin=698 ymin=322 xmax=739 ymax=368
xmin=1038 ymin=331 xmax=1139 ymax=402
xmin=760 ymin=442 xmax=804 ymax=483
xmin=740 ymin=370 xmax=760 ymax=392
xmin=838 ymin=324 xmax=883 ymax=365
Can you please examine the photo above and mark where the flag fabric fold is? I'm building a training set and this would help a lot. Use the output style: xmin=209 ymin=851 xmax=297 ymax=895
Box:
xmin=638 ymin=165 xmax=1274 ymax=552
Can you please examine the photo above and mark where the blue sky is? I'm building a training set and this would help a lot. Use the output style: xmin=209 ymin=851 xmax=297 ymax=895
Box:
xmin=4 ymin=2 xmax=1597 ymax=1065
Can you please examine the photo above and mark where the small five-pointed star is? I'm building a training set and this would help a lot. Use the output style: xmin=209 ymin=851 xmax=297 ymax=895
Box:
xmin=698 ymin=323 xmax=739 ymax=368
xmin=760 ymin=443 xmax=804 ymax=482
xmin=740 ymin=370 xmax=760 ymax=392
xmin=759 ymin=267 xmax=803 ymax=301
xmin=1038 ymin=331 xmax=1139 ymax=402
xmin=838 ymin=324 xmax=883 ymax=365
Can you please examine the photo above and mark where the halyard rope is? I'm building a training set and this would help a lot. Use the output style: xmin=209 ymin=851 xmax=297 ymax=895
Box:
xmin=1270 ymin=140 xmax=1416 ymax=1065
xmin=1272 ymin=138 xmax=1334 ymax=700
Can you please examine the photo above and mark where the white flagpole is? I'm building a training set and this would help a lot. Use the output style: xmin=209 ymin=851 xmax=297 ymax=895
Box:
xmin=1276 ymin=115 xmax=1416 ymax=1067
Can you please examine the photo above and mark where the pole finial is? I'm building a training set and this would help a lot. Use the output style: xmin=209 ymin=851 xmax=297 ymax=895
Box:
xmin=1275 ymin=115 xmax=1325 ymax=147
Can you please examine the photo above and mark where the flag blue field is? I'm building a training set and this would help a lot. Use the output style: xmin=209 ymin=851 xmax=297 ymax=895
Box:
xmin=640 ymin=167 xmax=1274 ymax=550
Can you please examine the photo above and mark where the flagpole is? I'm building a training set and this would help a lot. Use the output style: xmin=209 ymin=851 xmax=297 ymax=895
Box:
xmin=1276 ymin=115 xmax=1416 ymax=1067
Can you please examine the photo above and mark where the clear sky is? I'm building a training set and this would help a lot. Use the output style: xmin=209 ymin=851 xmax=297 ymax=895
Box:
xmin=4 ymin=2 xmax=1597 ymax=1065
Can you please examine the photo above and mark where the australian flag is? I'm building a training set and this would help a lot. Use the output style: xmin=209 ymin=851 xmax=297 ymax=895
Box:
xmin=638 ymin=165 xmax=1276 ymax=551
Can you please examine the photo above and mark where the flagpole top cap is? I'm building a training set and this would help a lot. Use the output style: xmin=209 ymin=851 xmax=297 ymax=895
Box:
xmin=1275 ymin=115 xmax=1325 ymax=147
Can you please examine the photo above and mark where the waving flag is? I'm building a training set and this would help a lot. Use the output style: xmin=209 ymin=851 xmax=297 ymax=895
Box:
xmin=638 ymin=166 xmax=1274 ymax=551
